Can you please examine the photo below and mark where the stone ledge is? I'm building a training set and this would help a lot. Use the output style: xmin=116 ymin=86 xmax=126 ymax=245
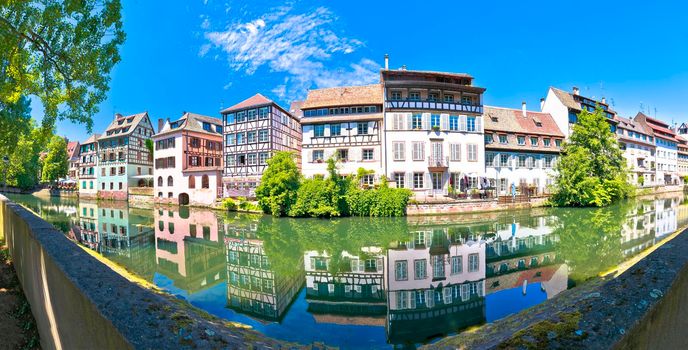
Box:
xmin=0 ymin=194 xmax=317 ymax=349
xmin=426 ymin=226 xmax=688 ymax=349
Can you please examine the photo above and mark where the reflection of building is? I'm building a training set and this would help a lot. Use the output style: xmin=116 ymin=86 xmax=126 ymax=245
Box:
xmin=654 ymin=197 xmax=678 ymax=239
xmin=225 ymin=221 xmax=303 ymax=322
xmin=387 ymin=228 xmax=486 ymax=344
xmin=78 ymin=134 xmax=100 ymax=198
xmin=153 ymin=112 xmax=223 ymax=206
xmin=304 ymin=249 xmax=387 ymax=322
xmin=483 ymin=105 xmax=564 ymax=195
xmin=221 ymin=94 xmax=302 ymax=198
xmin=620 ymin=201 xmax=656 ymax=256
xmin=97 ymin=112 xmax=155 ymax=200
xmin=76 ymin=201 xmax=100 ymax=251
xmin=154 ymin=207 xmax=226 ymax=293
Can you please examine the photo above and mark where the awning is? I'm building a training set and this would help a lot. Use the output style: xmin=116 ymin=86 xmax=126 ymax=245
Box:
xmin=131 ymin=175 xmax=154 ymax=179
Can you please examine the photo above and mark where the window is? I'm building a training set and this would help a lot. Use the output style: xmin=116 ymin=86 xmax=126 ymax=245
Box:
xmin=357 ymin=122 xmax=369 ymax=135
xmin=394 ymin=173 xmax=405 ymax=188
xmin=555 ymin=139 xmax=562 ymax=147
xmin=225 ymin=134 xmax=235 ymax=145
xmin=393 ymin=142 xmax=405 ymax=160
xmin=189 ymin=156 xmax=200 ymax=166
xmin=167 ymin=176 xmax=173 ymax=186
xmin=499 ymin=134 xmax=508 ymax=144
xmin=157 ymin=176 xmax=163 ymax=187
xmin=258 ymin=129 xmax=269 ymax=142
xmin=485 ymin=133 xmax=494 ymax=144
xmin=412 ymin=114 xmax=423 ymax=130
xmin=530 ymin=137 xmax=539 ymax=146
xmin=432 ymin=255 xmax=445 ymax=278
xmin=468 ymin=253 xmax=479 ymax=272
xmin=248 ymin=153 xmax=257 ymax=165
xmin=202 ymin=175 xmax=209 ymax=188
xmin=226 ymin=155 xmax=235 ymax=166
xmin=428 ymin=93 xmax=438 ymax=101
xmin=188 ymin=176 xmax=195 ymax=189
xmin=444 ymin=94 xmax=454 ymax=102
xmin=467 ymin=144 xmax=478 ymax=161
xmin=517 ymin=136 xmax=525 ymax=145
xmin=486 ymin=152 xmax=496 ymax=167
xmin=361 ymin=174 xmax=375 ymax=186
xmin=259 ymin=152 xmax=269 ymax=165
xmin=518 ymin=155 xmax=526 ymax=168
xmin=312 ymin=150 xmax=324 ymax=162
xmin=236 ymin=133 xmax=245 ymax=144
xmin=330 ymin=124 xmax=341 ymax=136
xmin=412 ymin=142 xmax=425 ymax=161
xmin=430 ymin=114 xmax=440 ymax=128
xmin=409 ymin=91 xmax=420 ymax=101
xmin=314 ymin=125 xmax=325 ymax=137
xmin=449 ymin=115 xmax=459 ymax=131
xmin=337 ymin=149 xmax=349 ymax=161
xmin=413 ymin=172 xmax=424 ymax=189
xmin=500 ymin=154 xmax=509 ymax=167
xmin=362 ymin=149 xmax=374 ymax=161
xmin=450 ymin=144 xmax=461 ymax=161
xmin=543 ymin=138 xmax=551 ymax=147
xmin=118 ymin=182 xmax=123 ymax=190
xmin=258 ymin=107 xmax=269 ymax=119
xmin=451 ymin=256 xmax=463 ymax=275
xmin=395 ymin=260 xmax=408 ymax=281
xmin=544 ymin=155 xmax=553 ymax=168
xmin=414 ymin=259 xmax=427 ymax=280
xmin=247 ymin=131 xmax=257 ymax=143
xmin=391 ymin=91 xmax=402 ymax=100
xmin=466 ymin=116 xmax=476 ymax=132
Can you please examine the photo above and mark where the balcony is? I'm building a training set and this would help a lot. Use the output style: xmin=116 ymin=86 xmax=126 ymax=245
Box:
xmin=385 ymin=99 xmax=483 ymax=114
xmin=428 ymin=156 xmax=449 ymax=171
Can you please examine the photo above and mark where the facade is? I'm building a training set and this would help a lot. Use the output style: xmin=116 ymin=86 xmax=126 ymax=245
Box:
xmin=676 ymin=135 xmax=688 ymax=178
xmin=78 ymin=134 xmax=100 ymax=198
xmin=381 ymin=69 xmax=486 ymax=196
xmin=97 ymin=112 xmax=155 ymax=200
xmin=541 ymin=86 xmax=617 ymax=138
xmin=614 ymin=116 xmax=657 ymax=186
xmin=153 ymin=112 xmax=223 ymax=206
xmin=66 ymin=140 xmax=80 ymax=180
xmin=483 ymin=104 xmax=564 ymax=195
xmin=221 ymin=94 xmax=302 ymax=198
xmin=634 ymin=112 xmax=679 ymax=185
xmin=299 ymin=84 xmax=384 ymax=181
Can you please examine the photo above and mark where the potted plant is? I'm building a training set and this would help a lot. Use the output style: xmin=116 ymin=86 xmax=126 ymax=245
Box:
xmin=431 ymin=126 xmax=441 ymax=132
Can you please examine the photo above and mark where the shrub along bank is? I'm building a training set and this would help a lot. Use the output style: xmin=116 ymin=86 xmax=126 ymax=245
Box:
xmin=256 ymin=152 xmax=412 ymax=218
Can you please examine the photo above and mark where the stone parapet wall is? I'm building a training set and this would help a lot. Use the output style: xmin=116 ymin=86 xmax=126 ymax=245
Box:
xmin=407 ymin=197 xmax=548 ymax=216
xmin=0 ymin=195 xmax=311 ymax=349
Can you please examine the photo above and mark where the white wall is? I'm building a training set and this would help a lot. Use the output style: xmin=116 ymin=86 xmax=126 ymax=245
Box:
xmin=541 ymin=88 xmax=571 ymax=138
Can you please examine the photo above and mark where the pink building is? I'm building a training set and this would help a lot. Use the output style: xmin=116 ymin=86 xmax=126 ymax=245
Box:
xmin=153 ymin=112 xmax=223 ymax=206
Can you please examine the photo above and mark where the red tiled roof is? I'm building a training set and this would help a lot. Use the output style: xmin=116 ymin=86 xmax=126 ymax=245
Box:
xmin=222 ymin=93 xmax=273 ymax=113
xmin=483 ymin=106 xmax=564 ymax=137
xmin=301 ymin=84 xmax=382 ymax=109
xmin=66 ymin=141 xmax=79 ymax=159
xmin=289 ymin=101 xmax=304 ymax=119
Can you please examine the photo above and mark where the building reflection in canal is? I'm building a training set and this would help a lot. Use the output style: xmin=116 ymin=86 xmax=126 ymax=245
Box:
xmin=7 ymin=192 xmax=688 ymax=348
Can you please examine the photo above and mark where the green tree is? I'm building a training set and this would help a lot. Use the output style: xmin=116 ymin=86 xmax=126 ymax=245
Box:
xmin=7 ymin=125 xmax=45 ymax=190
xmin=0 ymin=1 xmax=125 ymax=132
xmin=41 ymin=135 xmax=68 ymax=183
xmin=551 ymin=107 xmax=631 ymax=206
xmin=255 ymin=151 xmax=300 ymax=216
xmin=145 ymin=138 xmax=154 ymax=157
xmin=0 ymin=96 xmax=32 ymax=157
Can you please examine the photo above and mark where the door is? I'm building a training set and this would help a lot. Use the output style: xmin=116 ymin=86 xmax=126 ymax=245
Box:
xmin=432 ymin=172 xmax=443 ymax=191
xmin=431 ymin=142 xmax=443 ymax=165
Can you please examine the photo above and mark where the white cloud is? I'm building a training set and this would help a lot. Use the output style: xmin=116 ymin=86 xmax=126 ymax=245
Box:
xmin=202 ymin=5 xmax=379 ymax=100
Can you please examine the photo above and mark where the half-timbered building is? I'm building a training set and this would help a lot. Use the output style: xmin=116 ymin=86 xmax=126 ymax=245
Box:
xmin=78 ymin=134 xmax=100 ymax=198
xmin=299 ymin=84 xmax=384 ymax=182
xmin=66 ymin=140 xmax=80 ymax=181
xmin=381 ymin=69 xmax=486 ymax=197
xmin=153 ymin=112 xmax=223 ymax=206
xmin=222 ymin=94 xmax=302 ymax=198
xmin=97 ymin=112 xmax=155 ymax=200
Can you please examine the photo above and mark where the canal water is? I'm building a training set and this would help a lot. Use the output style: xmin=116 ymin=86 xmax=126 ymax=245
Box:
xmin=6 ymin=193 xmax=688 ymax=349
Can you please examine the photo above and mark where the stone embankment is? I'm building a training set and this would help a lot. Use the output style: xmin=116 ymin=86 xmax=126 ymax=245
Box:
xmin=426 ymin=225 xmax=688 ymax=349
xmin=0 ymin=194 xmax=323 ymax=349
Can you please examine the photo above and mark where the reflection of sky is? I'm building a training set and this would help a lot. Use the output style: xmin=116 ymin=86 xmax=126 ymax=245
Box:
xmin=153 ymin=274 xmax=389 ymax=349
xmin=486 ymin=282 xmax=548 ymax=322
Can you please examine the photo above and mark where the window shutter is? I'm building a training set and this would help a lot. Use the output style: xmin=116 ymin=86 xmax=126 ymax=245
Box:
xmin=493 ymin=154 xmax=499 ymax=167
xmin=328 ymin=284 xmax=335 ymax=293
xmin=460 ymin=115 xmax=467 ymax=131
xmin=426 ymin=290 xmax=435 ymax=308
xmin=422 ymin=113 xmax=430 ymax=130
xmin=406 ymin=172 xmax=413 ymax=189
xmin=377 ymin=258 xmax=383 ymax=272
xmin=441 ymin=113 xmax=449 ymax=131
xmin=409 ymin=291 xmax=416 ymax=309
xmin=304 ymin=150 xmax=311 ymax=162
xmin=407 ymin=113 xmax=413 ymax=130
xmin=425 ymin=173 xmax=432 ymax=189
xmin=476 ymin=116 xmax=483 ymax=132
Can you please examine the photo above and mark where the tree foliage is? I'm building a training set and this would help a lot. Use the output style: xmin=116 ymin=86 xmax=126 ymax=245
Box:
xmin=0 ymin=96 xmax=32 ymax=157
xmin=551 ymin=107 xmax=631 ymax=206
xmin=6 ymin=124 xmax=45 ymax=190
xmin=41 ymin=135 xmax=68 ymax=182
xmin=255 ymin=151 xmax=300 ymax=216
xmin=0 ymin=0 xmax=125 ymax=132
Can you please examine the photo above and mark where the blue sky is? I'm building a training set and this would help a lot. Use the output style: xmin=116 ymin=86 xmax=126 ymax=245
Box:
xmin=40 ymin=0 xmax=688 ymax=142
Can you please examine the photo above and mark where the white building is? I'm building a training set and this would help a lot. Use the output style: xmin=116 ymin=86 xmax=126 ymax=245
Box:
xmin=614 ymin=115 xmax=657 ymax=186
xmin=483 ymin=105 xmax=564 ymax=195
xmin=541 ymin=86 xmax=618 ymax=138
xmin=634 ymin=112 xmax=680 ymax=185
xmin=299 ymin=84 xmax=384 ymax=183
xmin=381 ymin=69 xmax=485 ymax=196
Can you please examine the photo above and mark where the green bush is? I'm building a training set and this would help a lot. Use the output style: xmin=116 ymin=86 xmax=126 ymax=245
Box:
xmin=289 ymin=177 xmax=342 ymax=217
xmin=346 ymin=184 xmax=412 ymax=217
xmin=221 ymin=198 xmax=237 ymax=211
xmin=255 ymin=151 xmax=300 ymax=216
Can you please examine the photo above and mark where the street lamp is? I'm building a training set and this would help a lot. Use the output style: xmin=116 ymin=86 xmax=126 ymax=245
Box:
xmin=2 ymin=155 xmax=9 ymax=193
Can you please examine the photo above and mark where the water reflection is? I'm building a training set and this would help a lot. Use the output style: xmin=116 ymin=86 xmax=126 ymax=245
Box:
xmin=6 ymin=192 xmax=688 ymax=349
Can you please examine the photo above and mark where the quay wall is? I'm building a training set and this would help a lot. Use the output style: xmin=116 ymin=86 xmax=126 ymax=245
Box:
xmin=0 ymin=194 xmax=304 ymax=350
xmin=407 ymin=197 xmax=548 ymax=215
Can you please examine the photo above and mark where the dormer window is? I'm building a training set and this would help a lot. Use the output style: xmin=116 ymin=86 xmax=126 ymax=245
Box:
xmin=391 ymin=91 xmax=402 ymax=100
xmin=428 ymin=93 xmax=438 ymax=101
xmin=517 ymin=136 xmax=525 ymax=145
xmin=409 ymin=92 xmax=420 ymax=101
xmin=127 ymin=117 xmax=134 ymax=123
xmin=444 ymin=94 xmax=454 ymax=102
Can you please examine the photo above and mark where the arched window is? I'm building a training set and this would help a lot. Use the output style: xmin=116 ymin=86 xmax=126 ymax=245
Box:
xmin=202 ymin=175 xmax=209 ymax=189
xmin=167 ymin=176 xmax=173 ymax=186
xmin=188 ymin=176 xmax=195 ymax=189
xmin=157 ymin=176 xmax=163 ymax=187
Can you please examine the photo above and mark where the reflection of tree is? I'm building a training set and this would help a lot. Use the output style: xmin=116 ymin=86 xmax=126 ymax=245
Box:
xmin=553 ymin=201 xmax=632 ymax=281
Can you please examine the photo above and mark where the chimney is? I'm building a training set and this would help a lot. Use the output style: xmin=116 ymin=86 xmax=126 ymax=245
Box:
xmin=158 ymin=118 xmax=164 ymax=132
xmin=601 ymin=97 xmax=607 ymax=105
xmin=573 ymin=87 xmax=580 ymax=96
xmin=115 ymin=113 xmax=123 ymax=120
xmin=521 ymin=101 xmax=527 ymax=117
xmin=540 ymin=98 xmax=545 ymax=111
xmin=401 ymin=65 xmax=407 ymax=71
xmin=384 ymin=54 xmax=389 ymax=70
